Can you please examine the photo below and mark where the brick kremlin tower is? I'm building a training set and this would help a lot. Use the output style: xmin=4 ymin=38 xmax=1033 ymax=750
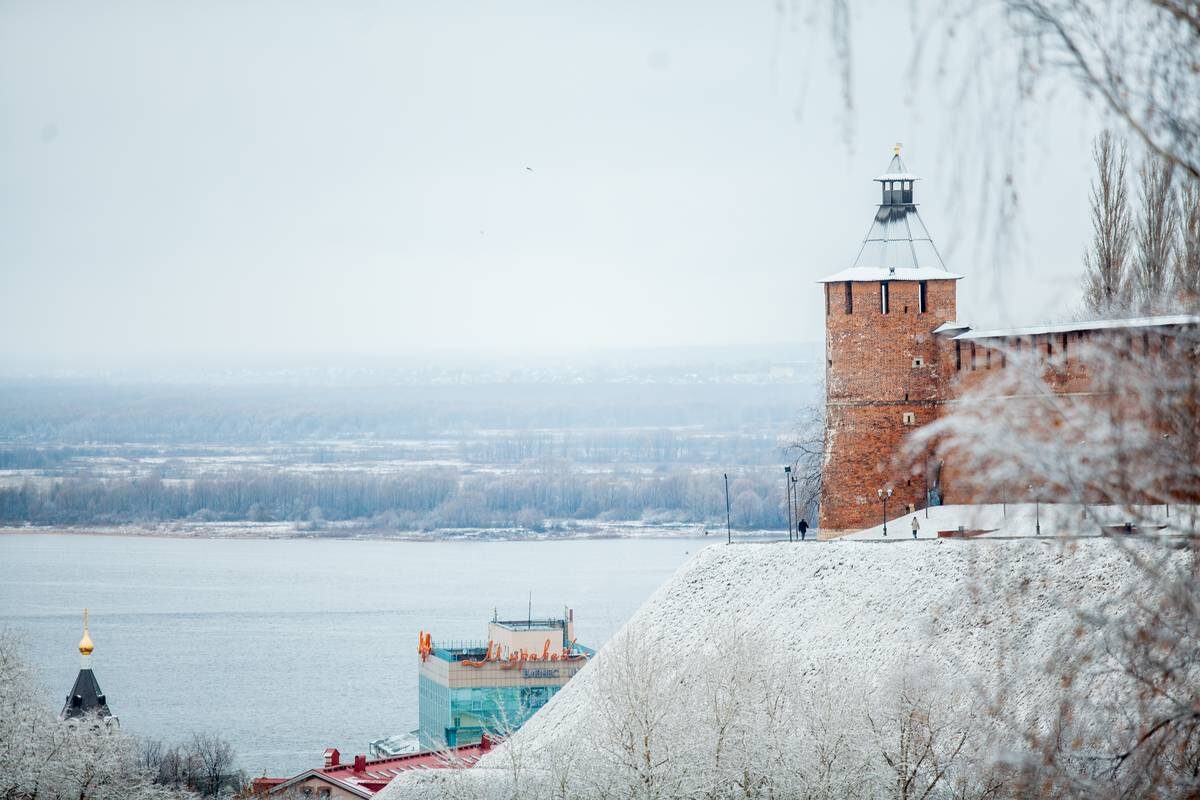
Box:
xmin=62 ymin=609 xmax=118 ymax=727
xmin=817 ymin=147 xmax=962 ymax=534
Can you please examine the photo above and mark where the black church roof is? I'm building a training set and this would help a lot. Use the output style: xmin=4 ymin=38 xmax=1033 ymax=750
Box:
xmin=62 ymin=668 xmax=112 ymax=719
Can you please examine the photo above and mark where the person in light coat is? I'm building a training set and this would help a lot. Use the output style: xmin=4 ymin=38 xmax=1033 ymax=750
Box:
xmin=911 ymin=516 xmax=920 ymax=539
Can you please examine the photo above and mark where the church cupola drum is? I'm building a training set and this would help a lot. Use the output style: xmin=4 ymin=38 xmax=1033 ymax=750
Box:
xmin=817 ymin=147 xmax=962 ymax=534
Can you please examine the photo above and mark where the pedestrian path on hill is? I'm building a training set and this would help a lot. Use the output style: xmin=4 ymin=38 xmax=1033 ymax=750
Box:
xmin=841 ymin=502 xmax=1187 ymax=541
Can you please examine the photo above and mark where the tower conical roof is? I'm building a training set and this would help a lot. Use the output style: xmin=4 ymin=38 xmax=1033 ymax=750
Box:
xmin=819 ymin=148 xmax=963 ymax=283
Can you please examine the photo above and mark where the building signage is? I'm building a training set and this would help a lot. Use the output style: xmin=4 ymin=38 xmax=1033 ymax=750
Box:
xmin=460 ymin=638 xmax=587 ymax=670
xmin=522 ymin=668 xmax=559 ymax=679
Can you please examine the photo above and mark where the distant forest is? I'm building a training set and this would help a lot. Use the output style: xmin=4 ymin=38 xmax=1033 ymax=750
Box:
xmin=0 ymin=468 xmax=790 ymax=530
xmin=0 ymin=375 xmax=817 ymax=531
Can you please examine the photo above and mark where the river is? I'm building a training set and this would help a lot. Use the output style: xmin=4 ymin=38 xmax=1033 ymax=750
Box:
xmin=0 ymin=533 xmax=704 ymax=775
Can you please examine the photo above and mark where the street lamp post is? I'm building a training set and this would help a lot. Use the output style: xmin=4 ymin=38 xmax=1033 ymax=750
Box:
xmin=792 ymin=475 xmax=800 ymax=539
xmin=1162 ymin=433 xmax=1171 ymax=519
xmin=922 ymin=473 xmax=929 ymax=520
xmin=877 ymin=487 xmax=893 ymax=536
xmin=784 ymin=466 xmax=793 ymax=543
xmin=724 ymin=473 xmax=731 ymax=545
xmin=1029 ymin=484 xmax=1040 ymax=535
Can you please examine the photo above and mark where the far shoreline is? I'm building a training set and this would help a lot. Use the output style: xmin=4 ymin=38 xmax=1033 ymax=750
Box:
xmin=0 ymin=522 xmax=778 ymax=543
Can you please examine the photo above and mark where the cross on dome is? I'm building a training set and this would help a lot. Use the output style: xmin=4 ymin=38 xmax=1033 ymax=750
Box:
xmin=79 ymin=608 xmax=94 ymax=656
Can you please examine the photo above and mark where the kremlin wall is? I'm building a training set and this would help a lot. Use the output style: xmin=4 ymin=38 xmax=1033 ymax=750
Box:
xmin=817 ymin=150 xmax=1199 ymax=534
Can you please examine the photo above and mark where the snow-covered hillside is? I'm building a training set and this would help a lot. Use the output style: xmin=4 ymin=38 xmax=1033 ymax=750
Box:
xmin=379 ymin=535 xmax=1181 ymax=798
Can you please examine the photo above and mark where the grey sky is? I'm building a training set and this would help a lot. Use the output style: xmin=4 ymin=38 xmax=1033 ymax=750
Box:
xmin=0 ymin=1 xmax=1101 ymax=365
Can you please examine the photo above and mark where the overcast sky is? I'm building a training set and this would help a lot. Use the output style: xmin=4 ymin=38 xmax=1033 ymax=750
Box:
xmin=0 ymin=0 xmax=1103 ymax=366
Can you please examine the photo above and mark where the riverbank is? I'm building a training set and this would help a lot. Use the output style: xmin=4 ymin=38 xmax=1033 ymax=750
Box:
xmin=0 ymin=520 xmax=782 ymax=542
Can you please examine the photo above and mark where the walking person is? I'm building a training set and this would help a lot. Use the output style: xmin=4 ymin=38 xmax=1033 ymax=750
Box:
xmin=911 ymin=516 xmax=920 ymax=539
xmin=798 ymin=519 xmax=808 ymax=541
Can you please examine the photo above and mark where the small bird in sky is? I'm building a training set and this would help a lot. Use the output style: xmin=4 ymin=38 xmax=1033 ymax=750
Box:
xmin=525 ymin=166 xmax=533 ymax=172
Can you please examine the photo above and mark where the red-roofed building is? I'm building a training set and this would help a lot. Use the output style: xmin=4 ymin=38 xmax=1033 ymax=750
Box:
xmin=247 ymin=737 xmax=496 ymax=798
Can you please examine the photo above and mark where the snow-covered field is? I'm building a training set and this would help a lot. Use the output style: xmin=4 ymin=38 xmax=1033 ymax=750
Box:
xmin=379 ymin=533 xmax=1182 ymax=798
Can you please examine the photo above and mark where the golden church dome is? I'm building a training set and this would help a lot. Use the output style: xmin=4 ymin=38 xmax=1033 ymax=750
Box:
xmin=78 ymin=609 xmax=94 ymax=656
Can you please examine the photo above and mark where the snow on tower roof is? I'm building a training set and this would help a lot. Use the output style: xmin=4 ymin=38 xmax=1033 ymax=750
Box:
xmin=817 ymin=266 xmax=963 ymax=283
xmin=819 ymin=149 xmax=957 ymax=282
xmin=873 ymin=152 xmax=920 ymax=182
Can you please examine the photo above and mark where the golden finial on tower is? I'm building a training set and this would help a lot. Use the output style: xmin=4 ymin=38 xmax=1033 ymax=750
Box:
xmin=78 ymin=608 xmax=94 ymax=656
xmin=893 ymin=142 xmax=902 ymax=156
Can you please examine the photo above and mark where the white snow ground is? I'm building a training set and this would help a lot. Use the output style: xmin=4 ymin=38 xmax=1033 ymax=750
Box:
xmin=379 ymin=530 xmax=1181 ymax=799
xmin=842 ymin=502 xmax=1187 ymax=540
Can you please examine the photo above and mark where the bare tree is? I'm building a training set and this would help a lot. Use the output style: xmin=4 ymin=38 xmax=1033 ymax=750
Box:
xmin=993 ymin=1 xmax=1200 ymax=183
xmin=186 ymin=731 xmax=241 ymax=797
xmin=1131 ymin=155 xmax=1180 ymax=311
xmin=0 ymin=630 xmax=197 ymax=800
xmin=1175 ymin=176 xmax=1200 ymax=306
xmin=785 ymin=401 xmax=825 ymax=527
xmin=906 ymin=326 xmax=1200 ymax=798
xmin=780 ymin=0 xmax=1200 ymax=277
xmin=1082 ymin=131 xmax=1133 ymax=315
xmin=863 ymin=673 xmax=1007 ymax=800
xmin=590 ymin=630 xmax=692 ymax=800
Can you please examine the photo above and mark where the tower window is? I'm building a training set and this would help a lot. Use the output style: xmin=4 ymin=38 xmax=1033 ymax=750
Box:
xmin=825 ymin=284 xmax=830 ymax=316
xmin=845 ymin=281 xmax=853 ymax=314
xmin=971 ymin=342 xmax=977 ymax=370
xmin=1062 ymin=333 xmax=1069 ymax=360
xmin=955 ymin=341 xmax=961 ymax=371
xmin=880 ymin=281 xmax=890 ymax=315
xmin=902 ymin=412 xmax=916 ymax=426
xmin=911 ymin=357 xmax=924 ymax=368
xmin=902 ymin=181 xmax=913 ymax=203
xmin=918 ymin=281 xmax=927 ymax=313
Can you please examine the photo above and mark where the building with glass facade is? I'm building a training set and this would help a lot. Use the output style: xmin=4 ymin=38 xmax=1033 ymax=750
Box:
xmin=416 ymin=612 xmax=592 ymax=749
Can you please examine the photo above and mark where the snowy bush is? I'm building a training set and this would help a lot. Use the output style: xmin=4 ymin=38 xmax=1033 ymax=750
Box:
xmin=0 ymin=631 xmax=243 ymax=799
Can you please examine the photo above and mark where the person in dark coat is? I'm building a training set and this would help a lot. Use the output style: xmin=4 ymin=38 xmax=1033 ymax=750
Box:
xmin=798 ymin=519 xmax=809 ymax=540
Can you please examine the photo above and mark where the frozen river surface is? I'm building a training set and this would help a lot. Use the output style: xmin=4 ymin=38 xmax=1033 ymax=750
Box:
xmin=0 ymin=533 xmax=702 ymax=775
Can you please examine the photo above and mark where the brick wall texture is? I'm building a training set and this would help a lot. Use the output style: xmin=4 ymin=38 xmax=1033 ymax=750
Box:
xmin=819 ymin=278 xmax=957 ymax=533
xmin=819 ymin=275 xmax=1197 ymax=536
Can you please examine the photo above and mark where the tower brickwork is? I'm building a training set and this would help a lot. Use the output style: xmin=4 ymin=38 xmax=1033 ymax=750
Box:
xmin=817 ymin=150 xmax=962 ymax=535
